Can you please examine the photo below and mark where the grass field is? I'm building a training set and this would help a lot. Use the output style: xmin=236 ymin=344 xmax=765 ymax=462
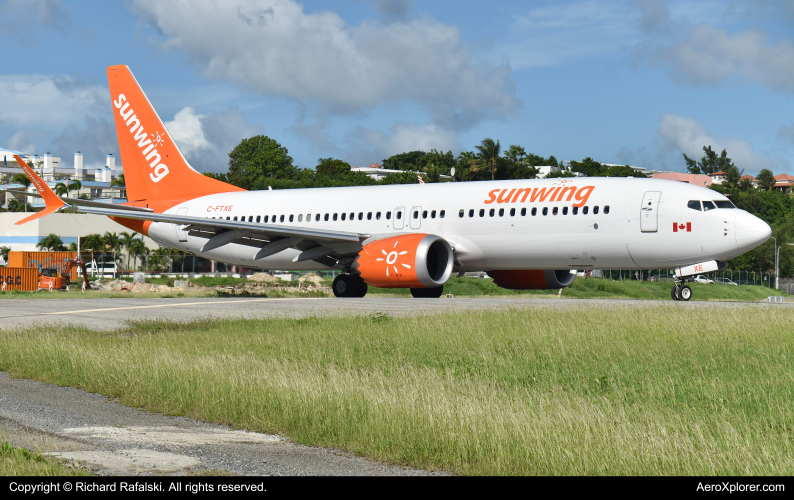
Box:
xmin=0 ymin=441 xmax=86 ymax=476
xmin=1 ymin=305 xmax=792 ymax=475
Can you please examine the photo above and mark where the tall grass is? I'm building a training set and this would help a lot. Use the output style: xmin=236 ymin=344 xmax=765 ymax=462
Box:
xmin=0 ymin=441 xmax=86 ymax=476
xmin=0 ymin=306 xmax=792 ymax=475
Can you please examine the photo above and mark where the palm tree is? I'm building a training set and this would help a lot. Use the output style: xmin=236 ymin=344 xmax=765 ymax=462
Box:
xmin=129 ymin=238 xmax=146 ymax=271
xmin=67 ymin=179 xmax=82 ymax=197
xmin=504 ymin=145 xmax=526 ymax=165
xmin=37 ymin=233 xmax=66 ymax=251
xmin=757 ymin=169 xmax=776 ymax=191
xmin=119 ymin=231 xmax=138 ymax=273
xmin=11 ymin=173 xmax=31 ymax=212
xmin=468 ymin=138 xmax=501 ymax=181
xmin=110 ymin=174 xmax=125 ymax=189
xmin=82 ymin=233 xmax=103 ymax=274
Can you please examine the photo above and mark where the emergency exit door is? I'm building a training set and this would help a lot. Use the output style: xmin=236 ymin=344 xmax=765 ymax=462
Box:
xmin=640 ymin=191 xmax=661 ymax=232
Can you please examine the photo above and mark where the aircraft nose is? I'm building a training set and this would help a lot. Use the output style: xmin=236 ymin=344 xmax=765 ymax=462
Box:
xmin=734 ymin=211 xmax=771 ymax=252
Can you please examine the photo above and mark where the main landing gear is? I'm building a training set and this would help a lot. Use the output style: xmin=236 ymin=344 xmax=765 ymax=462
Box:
xmin=332 ymin=274 xmax=368 ymax=298
xmin=671 ymin=280 xmax=692 ymax=301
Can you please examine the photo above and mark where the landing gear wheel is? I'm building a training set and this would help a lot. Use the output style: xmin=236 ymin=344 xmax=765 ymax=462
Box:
xmin=410 ymin=286 xmax=444 ymax=298
xmin=678 ymin=285 xmax=692 ymax=301
xmin=332 ymin=274 xmax=368 ymax=298
xmin=671 ymin=285 xmax=680 ymax=301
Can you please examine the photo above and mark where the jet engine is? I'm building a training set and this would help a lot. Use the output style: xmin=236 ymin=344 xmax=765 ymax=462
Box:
xmin=489 ymin=269 xmax=576 ymax=290
xmin=354 ymin=233 xmax=454 ymax=288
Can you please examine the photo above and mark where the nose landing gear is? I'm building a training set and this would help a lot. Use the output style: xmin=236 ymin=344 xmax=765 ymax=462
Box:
xmin=671 ymin=280 xmax=692 ymax=301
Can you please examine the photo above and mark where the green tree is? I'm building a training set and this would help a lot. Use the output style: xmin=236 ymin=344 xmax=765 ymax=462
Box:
xmin=203 ymin=171 xmax=228 ymax=182
xmin=11 ymin=173 xmax=30 ymax=188
xmin=468 ymin=138 xmax=501 ymax=181
xmin=723 ymin=165 xmax=744 ymax=190
xmin=110 ymin=174 xmax=125 ymax=188
xmin=757 ymin=169 xmax=776 ymax=191
xmin=683 ymin=146 xmax=735 ymax=175
xmin=128 ymin=238 xmax=147 ymax=271
xmin=54 ymin=182 xmax=68 ymax=197
xmin=315 ymin=158 xmax=351 ymax=178
xmin=504 ymin=145 xmax=526 ymax=165
xmin=226 ymin=136 xmax=297 ymax=189
xmin=119 ymin=231 xmax=138 ymax=273
xmin=37 ymin=234 xmax=66 ymax=251
xmin=381 ymin=151 xmax=427 ymax=171
xmin=739 ymin=176 xmax=754 ymax=192
xmin=82 ymin=233 xmax=104 ymax=263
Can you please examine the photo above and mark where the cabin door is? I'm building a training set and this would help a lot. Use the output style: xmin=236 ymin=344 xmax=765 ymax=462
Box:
xmin=640 ymin=191 xmax=661 ymax=233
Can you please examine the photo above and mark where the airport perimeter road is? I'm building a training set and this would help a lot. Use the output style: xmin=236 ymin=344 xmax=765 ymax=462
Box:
xmin=0 ymin=296 xmax=790 ymax=331
xmin=0 ymin=371 xmax=442 ymax=476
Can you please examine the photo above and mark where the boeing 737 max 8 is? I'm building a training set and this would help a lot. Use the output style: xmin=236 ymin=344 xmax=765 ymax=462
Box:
xmin=10 ymin=65 xmax=772 ymax=300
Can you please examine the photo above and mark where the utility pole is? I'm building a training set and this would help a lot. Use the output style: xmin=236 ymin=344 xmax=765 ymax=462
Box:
xmin=771 ymin=237 xmax=778 ymax=290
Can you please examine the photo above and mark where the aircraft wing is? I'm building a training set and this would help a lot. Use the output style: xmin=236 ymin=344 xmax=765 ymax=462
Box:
xmin=1 ymin=188 xmax=154 ymax=212
xmin=72 ymin=205 xmax=367 ymax=245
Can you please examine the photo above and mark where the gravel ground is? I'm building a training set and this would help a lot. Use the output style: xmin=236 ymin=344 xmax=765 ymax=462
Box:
xmin=0 ymin=372 xmax=444 ymax=476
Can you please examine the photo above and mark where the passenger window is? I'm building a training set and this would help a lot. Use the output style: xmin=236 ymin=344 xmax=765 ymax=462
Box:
xmin=489 ymin=208 xmax=495 ymax=217
xmin=459 ymin=209 xmax=464 ymax=218
xmin=256 ymin=216 xmax=261 ymax=223
xmin=687 ymin=200 xmax=702 ymax=211
xmin=479 ymin=209 xmax=485 ymax=217
xmin=324 ymin=213 xmax=329 ymax=221
xmin=263 ymin=215 xmax=268 ymax=223
xmin=341 ymin=213 xmax=346 ymax=221
xmin=272 ymin=215 xmax=276 ymax=222
xmin=604 ymin=205 xmax=610 ymax=214
xmin=233 ymin=216 xmax=238 ymax=221
xmin=573 ymin=207 xmax=579 ymax=215
xmin=386 ymin=212 xmax=391 ymax=220
xmin=377 ymin=212 xmax=382 ymax=220
xmin=298 ymin=214 xmax=303 ymax=222
xmin=333 ymin=213 xmax=338 ymax=221
xmin=531 ymin=208 xmax=537 ymax=216
xmin=422 ymin=210 xmax=427 ymax=219
xmin=396 ymin=211 xmax=402 ymax=220
xmin=440 ymin=210 xmax=445 ymax=218
xmin=510 ymin=208 xmax=515 ymax=216
xmin=562 ymin=207 xmax=568 ymax=215
xmin=358 ymin=212 xmax=363 ymax=220
xmin=316 ymin=214 xmax=321 ymax=221
xmin=583 ymin=206 xmax=589 ymax=215
xmin=431 ymin=210 xmax=436 ymax=218
xmin=521 ymin=207 xmax=526 ymax=216
xmin=593 ymin=206 xmax=599 ymax=215
xmin=703 ymin=201 xmax=716 ymax=211
xmin=552 ymin=207 xmax=558 ymax=215
xmin=469 ymin=209 xmax=474 ymax=217
xmin=280 ymin=215 xmax=285 ymax=222
xmin=349 ymin=212 xmax=354 ymax=220
xmin=497 ymin=208 xmax=503 ymax=216
xmin=226 ymin=216 xmax=230 ymax=220
xmin=288 ymin=214 xmax=293 ymax=222
xmin=542 ymin=207 xmax=548 ymax=216
xmin=367 ymin=212 xmax=372 ymax=220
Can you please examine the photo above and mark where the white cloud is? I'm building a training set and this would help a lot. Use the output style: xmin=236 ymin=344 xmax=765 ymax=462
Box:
xmin=131 ymin=0 xmax=517 ymax=130
xmin=656 ymin=113 xmax=772 ymax=171
xmin=501 ymin=1 xmax=639 ymax=69
xmin=0 ymin=0 xmax=72 ymax=45
xmin=164 ymin=106 xmax=261 ymax=173
xmin=0 ymin=75 xmax=105 ymax=126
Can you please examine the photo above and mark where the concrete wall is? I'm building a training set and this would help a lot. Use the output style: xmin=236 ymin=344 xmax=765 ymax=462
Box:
xmin=0 ymin=213 xmax=160 ymax=253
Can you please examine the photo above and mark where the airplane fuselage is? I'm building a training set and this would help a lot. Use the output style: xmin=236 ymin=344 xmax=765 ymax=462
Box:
xmin=146 ymin=177 xmax=768 ymax=272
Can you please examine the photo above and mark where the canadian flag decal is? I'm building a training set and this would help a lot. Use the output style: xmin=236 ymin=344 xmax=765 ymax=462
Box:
xmin=673 ymin=222 xmax=691 ymax=232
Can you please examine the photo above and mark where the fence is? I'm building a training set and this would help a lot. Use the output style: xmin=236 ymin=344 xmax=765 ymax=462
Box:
xmin=597 ymin=269 xmax=774 ymax=288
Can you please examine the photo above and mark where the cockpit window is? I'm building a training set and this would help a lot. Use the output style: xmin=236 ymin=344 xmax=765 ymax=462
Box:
xmin=702 ymin=201 xmax=717 ymax=211
xmin=714 ymin=200 xmax=736 ymax=209
xmin=687 ymin=200 xmax=702 ymax=211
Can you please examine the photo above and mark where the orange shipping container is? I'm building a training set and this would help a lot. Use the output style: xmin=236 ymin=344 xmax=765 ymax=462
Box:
xmin=7 ymin=251 xmax=78 ymax=280
xmin=0 ymin=267 xmax=40 ymax=291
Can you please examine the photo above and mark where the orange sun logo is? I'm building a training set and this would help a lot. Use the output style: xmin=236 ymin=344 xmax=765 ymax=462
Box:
xmin=376 ymin=240 xmax=411 ymax=277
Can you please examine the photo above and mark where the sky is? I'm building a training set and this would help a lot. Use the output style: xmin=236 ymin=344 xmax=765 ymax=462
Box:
xmin=1 ymin=0 xmax=793 ymax=176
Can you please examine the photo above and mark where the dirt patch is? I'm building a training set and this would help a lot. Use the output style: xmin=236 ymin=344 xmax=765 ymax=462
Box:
xmin=248 ymin=273 xmax=276 ymax=282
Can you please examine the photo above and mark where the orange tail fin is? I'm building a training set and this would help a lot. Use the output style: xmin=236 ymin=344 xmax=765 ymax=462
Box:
xmin=13 ymin=155 xmax=67 ymax=225
xmin=106 ymin=65 xmax=244 ymax=203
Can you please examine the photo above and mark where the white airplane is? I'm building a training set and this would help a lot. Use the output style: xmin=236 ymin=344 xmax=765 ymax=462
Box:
xmin=12 ymin=65 xmax=772 ymax=301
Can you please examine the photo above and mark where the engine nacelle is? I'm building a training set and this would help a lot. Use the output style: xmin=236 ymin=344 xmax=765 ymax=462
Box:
xmin=354 ymin=234 xmax=454 ymax=288
xmin=489 ymin=269 xmax=576 ymax=290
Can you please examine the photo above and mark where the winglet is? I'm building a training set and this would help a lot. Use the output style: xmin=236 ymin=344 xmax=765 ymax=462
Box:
xmin=13 ymin=155 xmax=67 ymax=225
